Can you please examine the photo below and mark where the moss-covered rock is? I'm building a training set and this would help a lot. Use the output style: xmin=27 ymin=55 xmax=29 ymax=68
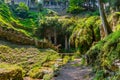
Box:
xmin=28 ymin=67 xmax=53 ymax=79
xmin=85 ymin=31 xmax=120 ymax=79
xmin=0 ymin=63 xmax=23 ymax=80
xmin=0 ymin=45 xmax=62 ymax=79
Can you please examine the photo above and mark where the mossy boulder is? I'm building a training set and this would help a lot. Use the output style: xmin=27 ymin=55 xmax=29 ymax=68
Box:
xmin=28 ymin=67 xmax=53 ymax=79
xmin=0 ymin=63 xmax=23 ymax=80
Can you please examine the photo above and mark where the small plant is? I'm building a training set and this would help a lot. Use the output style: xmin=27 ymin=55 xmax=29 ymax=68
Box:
xmin=28 ymin=67 xmax=44 ymax=79
xmin=43 ymin=74 xmax=53 ymax=80
xmin=63 ymin=56 xmax=70 ymax=64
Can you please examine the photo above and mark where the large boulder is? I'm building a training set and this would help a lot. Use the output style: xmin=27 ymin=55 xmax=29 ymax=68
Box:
xmin=0 ymin=63 xmax=23 ymax=80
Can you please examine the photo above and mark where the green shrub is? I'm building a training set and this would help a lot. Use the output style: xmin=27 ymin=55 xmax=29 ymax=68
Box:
xmin=28 ymin=67 xmax=44 ymax=79
xmin=16 ymin=2 xmax=29 ymax=18
xmin=70 ymin=16 xmax=100 ymax=54
xmin=85 ymin=31 xmax=120 ymax=79
xmin=43 ymin=74 xmax=53 ymax=80
xmin=63 ymin=56 xmax=70 ymax=64
xmin=68 ymin=6 xmax=85 ymax=14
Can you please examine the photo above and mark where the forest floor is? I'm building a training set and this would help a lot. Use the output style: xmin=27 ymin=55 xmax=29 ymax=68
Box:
xmin=0 ymin=39 xmax=93 ymax=80
xmin=53 ymin=59 xmax=93 ymax=80
xmin=24 ymin=59 xmax=93 ymax=80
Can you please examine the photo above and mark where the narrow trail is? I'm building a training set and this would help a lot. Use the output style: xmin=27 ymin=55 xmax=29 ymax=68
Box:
xmin=53 ymin=59 xmax=93 ymax=80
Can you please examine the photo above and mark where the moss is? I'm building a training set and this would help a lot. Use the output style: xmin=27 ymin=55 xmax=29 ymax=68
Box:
xmin=116 ymin=24 xmax=120 ymax=31
xmin=85 ymin=31 xmax=120 ymax=79
xmin=70 ymin=16 xmax=101 ymax=54
xmin=0 ymin=45 xmax=62 ymax=79
xmin=28 ymin=67 xmax=53 ymax=79
xmin=28 ymin=67 xmax=44 ymax=79
xmin=0 ymin=63 xmax=23 ymax=80
xmin=43 ymin=74 xmax=53 ymax=80
xmin=63 ymin=56 xmax=71 ymax=64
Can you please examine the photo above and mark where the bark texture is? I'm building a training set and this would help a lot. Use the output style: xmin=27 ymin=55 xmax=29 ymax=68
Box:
xmin=98 ymin=0 xmax=112 ymax=36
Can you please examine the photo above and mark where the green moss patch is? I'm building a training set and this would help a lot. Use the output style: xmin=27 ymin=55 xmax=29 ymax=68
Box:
xmin=0 ymin=63 xmax=23 ymax=80
xmin=85 ymin=31 xmax=120 ymax=79
xmin=0 ymin=45 xmax=62 ymax=79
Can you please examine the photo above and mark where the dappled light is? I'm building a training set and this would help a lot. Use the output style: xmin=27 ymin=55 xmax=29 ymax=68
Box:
xmin=0 ymin=0 xmax=120 ymax=80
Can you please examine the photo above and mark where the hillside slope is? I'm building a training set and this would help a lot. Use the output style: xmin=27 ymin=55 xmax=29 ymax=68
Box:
xmin=85 ymin=31 xmax=120 ymax=79
xmin=0 ymin=40 xmax=63 ymax=79
xmin=0 ymin=1 xmax=57 ymax=50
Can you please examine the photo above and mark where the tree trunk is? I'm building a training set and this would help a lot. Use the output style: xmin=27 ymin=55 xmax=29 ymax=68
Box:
xmin=54 ymin=29 xmax=57 ymax=45
xmin=65 ymin=35 xmax=68 ymax=50
xmin=68 ymin=38 xmax=71 ymax=50
xmin=35 ymin=38 xmax=38 ymax=46
xmin=48 ymin=35 xmax=52 ymax=43
xmin=98 ymin=0 xmax=112 ymax=36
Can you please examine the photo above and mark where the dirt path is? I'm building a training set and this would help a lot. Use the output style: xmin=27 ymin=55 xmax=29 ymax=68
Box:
xmin=53 ymin=59 xmax=93 ymax=80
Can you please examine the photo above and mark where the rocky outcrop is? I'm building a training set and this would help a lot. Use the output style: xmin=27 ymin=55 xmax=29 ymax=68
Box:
xmin=0 ymin=26 xmax=57 ymax=50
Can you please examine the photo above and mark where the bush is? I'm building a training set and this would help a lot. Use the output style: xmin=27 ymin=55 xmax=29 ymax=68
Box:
xmin=70 ymin=16 xmax=100 ymax=54
xmin=85 ymin=31 xmax=120 ymax=79
xmin=68 ymin=6 xmax=85 ymax=14
xmin=43 ymin=74 xmax=53 ymax=80
xmin=63 ymin=56 xmax=70 ymax=64
xmin=16 ymin=2 xmax=29 ymax=18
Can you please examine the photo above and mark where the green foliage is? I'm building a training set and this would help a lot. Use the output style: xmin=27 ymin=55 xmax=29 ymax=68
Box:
xmin=0 ymin=2 xmax=17 ymax=28
xmin=37 ymin=3 xmax=43 ymax=11
xmin=0 ymin=63 xmax=22 ymax=71
xmin=60 ymin=18 xmax=76 ymax=35
xmin=0 ymin=63 xmax=23 ymax=80
xmin=36 ymin=17 xmax=61 ymax=38
xmin=85 ymin=31 xmax=120 ymax=79
xmin=70 ymin=16 xmax=100 ymax=54
xmin=0 ymin=1 xmax=33 ymax=37
xmin=68 ymin=0 xmax=85 ymax=14
xmin=68 ymin=6 xmax=85 ymax=14
xmin=63 ymin=56 xmax=70 ymax=64
xmin=16 ymin=2 xmax=29 ymax=18
xmin=28 ymin=67 xmax=44 ymax=78
xmin=116 ymin=24 xmax=120 ymax=31
xmin=43 ymin=74 xmax=53 ymax=80
xmin=0 ymin=44 xmax=62 ymax=79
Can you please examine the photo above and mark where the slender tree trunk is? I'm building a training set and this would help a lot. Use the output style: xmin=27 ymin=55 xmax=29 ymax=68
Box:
xmin=48 ymin=35 xmax=52 ymax=43
xmin=35 ymin=38 xmax=38 ymax=46
xmin=68 ymin=38 xmax=71 ymax=50
xmin=65 ymin=35 xmax=68 ymax=50
xmin=98 ymin=0 xmax=112 ymax=36
xmin=54 ymin=29 xmax=57 ymax=45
